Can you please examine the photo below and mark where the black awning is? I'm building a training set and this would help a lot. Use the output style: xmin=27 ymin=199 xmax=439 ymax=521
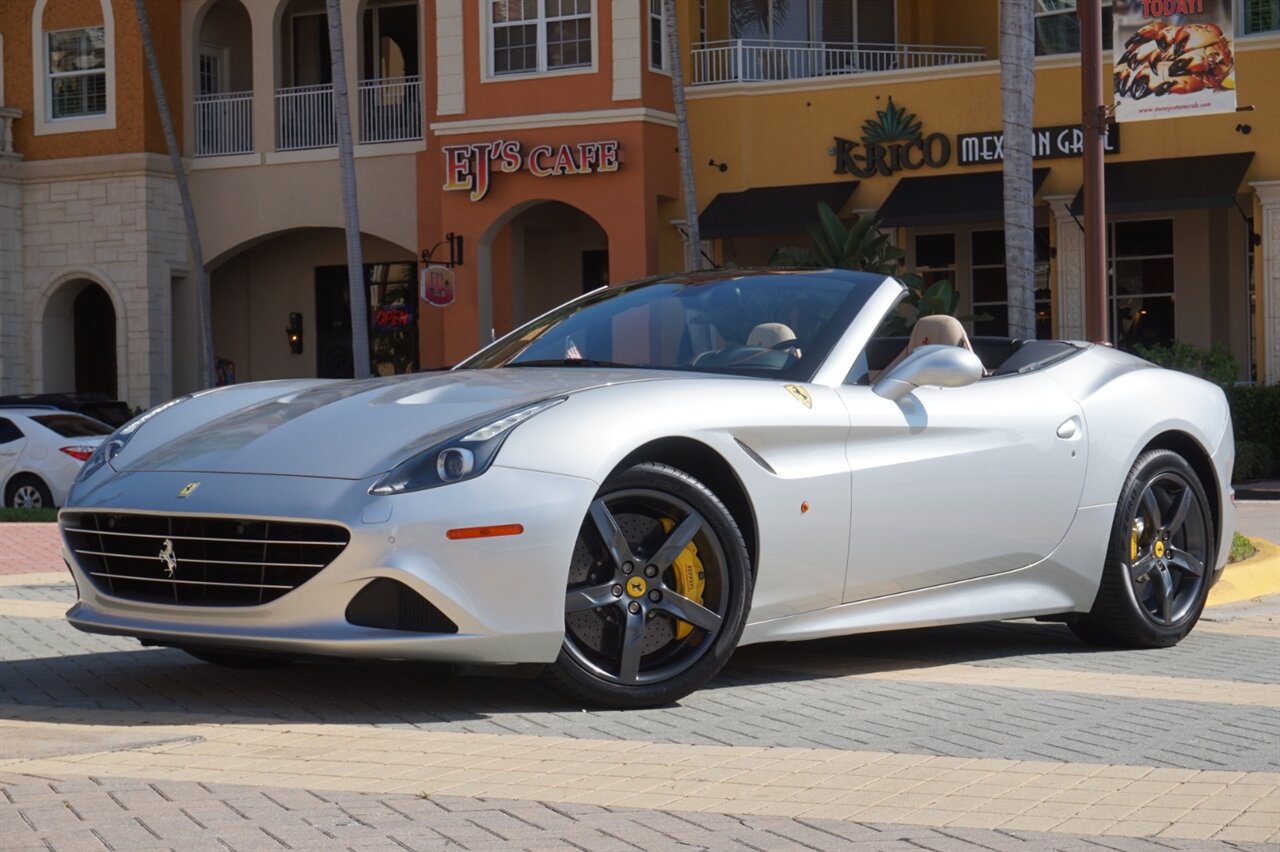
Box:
xmin=699 ymin=181 xmax=859 ymax=239
xmin=876 ymin=168 xmax=1050 ymax=228
xmin=1068 ymin=153 xmax=1254 ymax=216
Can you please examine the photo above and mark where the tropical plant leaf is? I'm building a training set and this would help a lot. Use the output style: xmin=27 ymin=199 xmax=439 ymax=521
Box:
xmin=859 ymin=97 xmax=923 ymax=146
xmin=768 ymin=246 xmax=815 ymax=268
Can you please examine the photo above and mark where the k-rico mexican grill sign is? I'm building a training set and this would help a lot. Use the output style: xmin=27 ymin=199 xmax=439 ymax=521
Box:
xmin=833 ymin=98 xmax=1123 ymax=174
xmin=832 ymin=98 xmax=951 ymax=178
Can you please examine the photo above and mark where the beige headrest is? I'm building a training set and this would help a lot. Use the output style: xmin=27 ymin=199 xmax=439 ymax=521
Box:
xmin=905 ymin=315 xmax=974 ymax=351
xmin=747 ymin=322 xmax=796 ymax=349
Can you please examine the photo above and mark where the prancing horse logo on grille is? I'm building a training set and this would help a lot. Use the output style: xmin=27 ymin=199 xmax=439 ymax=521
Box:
xmin=158 ymin=539 xmax=178 ymax=578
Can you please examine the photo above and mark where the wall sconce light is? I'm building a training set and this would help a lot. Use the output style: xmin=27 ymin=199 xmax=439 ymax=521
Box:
xmin=708 ymin=159 xmax=728 ymax=172
xmin=286 ymin=312 xmax=303 ymax=355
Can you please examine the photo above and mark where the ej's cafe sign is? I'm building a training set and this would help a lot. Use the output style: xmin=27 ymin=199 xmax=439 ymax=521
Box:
xmin=443 ymin=139 xmax=620 ymax=202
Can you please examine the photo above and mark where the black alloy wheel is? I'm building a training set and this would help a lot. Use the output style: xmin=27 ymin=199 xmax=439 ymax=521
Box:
xmin=1073 ymin=449 xmax=1214 ymax=648
xmin=546 ymin=462 xmax=751 ymax=708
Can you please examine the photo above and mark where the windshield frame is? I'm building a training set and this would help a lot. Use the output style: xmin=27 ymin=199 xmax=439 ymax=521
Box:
xmin=456 ymin=270 xmax=893 ymax=383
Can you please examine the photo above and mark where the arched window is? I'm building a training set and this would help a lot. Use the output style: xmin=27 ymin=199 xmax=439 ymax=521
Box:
xmin=31 ymin=0 xmax=117 ymax=135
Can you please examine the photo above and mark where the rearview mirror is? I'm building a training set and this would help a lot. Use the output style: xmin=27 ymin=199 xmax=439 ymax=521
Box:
xmin=873 ymin=344 xmax=983 ymax=402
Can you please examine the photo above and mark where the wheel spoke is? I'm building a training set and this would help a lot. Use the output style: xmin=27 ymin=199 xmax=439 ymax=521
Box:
xmin=1153 ymin=565 xmax=1175 ymax=623
xmin=1167 ymin=546 xmax=1205 ymax=578
xmin=650 ymin=513 xmax=704 ymax=571
xmin=655 ymin=588 xmax=723 ymax=632
xmin=618 ymin=611 xmax=646 ymax=683
xmin=1140 ymin=485 xmax=1162 ymax=529
xmin=1165 ymin=488 xmax=1192 ymax=536
xmin=1127 ymin=552 xmax=1155 ymax=582
xmin=589 ymin=499 xmax=634 ymax=569
xmin=565 ymin=582 xmax=619 ymax=613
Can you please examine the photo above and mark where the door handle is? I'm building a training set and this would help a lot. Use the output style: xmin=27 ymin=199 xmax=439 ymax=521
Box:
xmin=1056 ymin=418 xmax=1079 ymax=439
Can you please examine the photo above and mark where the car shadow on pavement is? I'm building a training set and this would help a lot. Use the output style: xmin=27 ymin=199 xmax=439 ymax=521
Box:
xmin=0 ymin=618 xmax=1141 ymax=729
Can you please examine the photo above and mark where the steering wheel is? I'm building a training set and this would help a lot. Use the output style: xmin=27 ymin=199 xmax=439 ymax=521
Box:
xmin=769 ymin=338 xmax=803 ymax=353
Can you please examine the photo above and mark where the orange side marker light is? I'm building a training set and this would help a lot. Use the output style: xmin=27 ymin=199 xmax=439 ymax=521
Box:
xmin=446 ymin=524 xmax=524 ymax=540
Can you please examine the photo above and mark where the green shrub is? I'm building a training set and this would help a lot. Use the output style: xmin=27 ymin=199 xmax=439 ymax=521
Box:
xmin=1234 ymin=441 xmax=1276 ymax=482
xmin=1132 ymin=341 xmax=1240 ymax=387
xmin=1229 ymin=532 xmax=1256 ymax=563
xmin=1225 ymin=384 xmax=1280 ymax=481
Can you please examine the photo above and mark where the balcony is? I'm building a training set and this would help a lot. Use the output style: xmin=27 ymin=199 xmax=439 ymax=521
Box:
xmin=276 ymin=83 xmax=336 ymax=152
xmin=690 ymin=40 xmax=987 ymax=85
xmin=358 ymin=76 xmax=422 ymax=144
xmin=271 ymin=77 xmax=423 ymax=153
xmin=193 ymin=92 xmax=253 ymax=158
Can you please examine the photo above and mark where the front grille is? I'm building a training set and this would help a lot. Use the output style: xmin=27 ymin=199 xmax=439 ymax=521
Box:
xmin=62 ymin=512 xmax=350 ymax=606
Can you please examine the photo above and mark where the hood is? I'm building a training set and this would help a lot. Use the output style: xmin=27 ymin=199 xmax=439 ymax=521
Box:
xmin=121 ymin=369 xmax=670 ymax=479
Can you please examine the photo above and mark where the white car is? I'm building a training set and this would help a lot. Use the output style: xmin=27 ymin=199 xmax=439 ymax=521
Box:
xmin=1 ymin=408 xmax=110 ymax=508
xmin=61 ymin=270 xmax=1233 ymax=707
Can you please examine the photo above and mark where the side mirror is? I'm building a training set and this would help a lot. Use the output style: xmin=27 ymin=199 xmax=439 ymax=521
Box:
xmin=873 ymin=344 xmax=983 ymax=402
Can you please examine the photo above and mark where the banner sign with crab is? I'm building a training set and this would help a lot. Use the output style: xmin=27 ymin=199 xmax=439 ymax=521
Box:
xmin=1113 ymin=0 xmax=1236 ymax=122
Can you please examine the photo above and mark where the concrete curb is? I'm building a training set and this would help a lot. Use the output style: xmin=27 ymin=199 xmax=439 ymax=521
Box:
xmin=1207 ymin=537 xmax=1280 ymax=608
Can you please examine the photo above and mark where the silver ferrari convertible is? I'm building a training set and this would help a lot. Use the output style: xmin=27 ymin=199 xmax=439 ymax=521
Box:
xmin=61 ymin=270 xmax=1234 ymax=707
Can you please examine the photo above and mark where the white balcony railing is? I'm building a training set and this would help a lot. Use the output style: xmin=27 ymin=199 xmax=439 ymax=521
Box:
xmin=691 ymin=39 xmax=987 ymax=85
xmin=193 ymin=91 xmax=252 ymax=157
xmin=276 ymin=83 xmax=335 ymax=151
xmin=358 ymin=75 xmax=422 ymax=144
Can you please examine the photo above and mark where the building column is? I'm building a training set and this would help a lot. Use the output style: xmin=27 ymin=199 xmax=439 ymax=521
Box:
xmin=247 ymin=2 xmax=276 ymax=155
xmin=1046 ymin=195 xmax=1086 ymax=341
xmin=1252 ymin=180 xmax=1280 ymax=385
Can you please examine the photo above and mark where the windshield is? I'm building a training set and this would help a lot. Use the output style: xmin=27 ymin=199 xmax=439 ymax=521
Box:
xmin=32 ymin=414 xmax=113 ymax=437
xmin=460 ymin=270 xmax=887 ymax=381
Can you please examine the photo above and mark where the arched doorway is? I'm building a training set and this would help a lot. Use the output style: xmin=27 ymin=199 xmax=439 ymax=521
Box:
xmin=210 ymin=228 xmax=418 ymax=382
xmin=42 ymin=279 xmax=118 ymax=398
xmin=486 ymin=201 xmax=608 ymax=337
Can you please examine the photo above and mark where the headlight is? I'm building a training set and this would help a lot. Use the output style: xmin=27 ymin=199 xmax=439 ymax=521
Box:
xmin=370 ymin=397 xmax=565 ymax=495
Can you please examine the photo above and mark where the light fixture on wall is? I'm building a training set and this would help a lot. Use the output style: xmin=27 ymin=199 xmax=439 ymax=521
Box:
xmin=286 ymin=312 xmax=303 ymax=355
xmin=708 ymin=159 xmax=728 ymax=172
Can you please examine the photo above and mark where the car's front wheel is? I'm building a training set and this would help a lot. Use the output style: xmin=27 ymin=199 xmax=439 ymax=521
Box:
xmin=1072 ymin=449 xmax=1214 ymax=648
xmin=546 ymin=462 xmax=752 ymax=708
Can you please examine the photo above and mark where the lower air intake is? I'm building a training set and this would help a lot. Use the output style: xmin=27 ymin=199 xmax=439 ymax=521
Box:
xmin=345 ymin=578 xmax=459 ymax=634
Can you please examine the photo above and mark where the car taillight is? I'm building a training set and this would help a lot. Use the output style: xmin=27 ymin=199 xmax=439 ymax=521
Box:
xmin=60 ymin=446 xmax=96 ymax=462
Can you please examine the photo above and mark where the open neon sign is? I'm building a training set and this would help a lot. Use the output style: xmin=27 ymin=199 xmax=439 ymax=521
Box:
xmin=443 ymin=140 xmax=620 ymax=202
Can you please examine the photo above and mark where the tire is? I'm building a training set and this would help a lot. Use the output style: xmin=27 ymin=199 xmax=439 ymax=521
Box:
xmin=545 ymin=462 xmax=752 ymax=708
xmin=1072 ymin=449 xmax=1214 ymax=648
xmin=6 ymin=475 xmax=53 ymax=510
xmin=181 ymin=648 xmax=293 ymax=669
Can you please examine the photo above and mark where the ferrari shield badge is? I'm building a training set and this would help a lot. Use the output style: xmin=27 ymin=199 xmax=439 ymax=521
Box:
xmin=784 ymin=385 xmax=812 ymax=409
xmin=177 ymin=482 xmax=200 ymax=498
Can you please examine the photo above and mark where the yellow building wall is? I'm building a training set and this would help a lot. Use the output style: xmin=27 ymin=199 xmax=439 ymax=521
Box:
xmin=686 ymin=39 xmax=1278 ymax=215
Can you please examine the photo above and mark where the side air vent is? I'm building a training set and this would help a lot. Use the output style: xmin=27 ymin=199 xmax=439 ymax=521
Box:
xmin=345 ymin=578 xmax=459 ymax=634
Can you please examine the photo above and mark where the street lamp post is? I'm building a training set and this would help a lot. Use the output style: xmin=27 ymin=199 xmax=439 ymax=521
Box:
xmin=1080 ymin=0 xmax=1109 ymax=344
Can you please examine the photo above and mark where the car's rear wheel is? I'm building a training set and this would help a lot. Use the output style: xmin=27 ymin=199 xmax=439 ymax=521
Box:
xmin=1072 ymin=449 xmax=1213 ymax=648
xmin=546 ymin=462 xmax=752 ymax=708
xmin=6 ymin=475 xmax=53 ymax=510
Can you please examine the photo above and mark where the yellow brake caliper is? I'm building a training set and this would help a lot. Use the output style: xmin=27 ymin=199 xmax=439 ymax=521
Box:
xmin=660 ymin=518 xmax=706 ymax=639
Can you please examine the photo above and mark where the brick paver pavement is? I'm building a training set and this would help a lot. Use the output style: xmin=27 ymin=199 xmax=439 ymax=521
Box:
xmin=0 ymin=523 xmax=62 ymax=576
xmin=2 ymin=528 xmax=1279 ymax=850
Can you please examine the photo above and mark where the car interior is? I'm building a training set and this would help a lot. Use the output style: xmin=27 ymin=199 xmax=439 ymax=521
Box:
xmin=860 ymin=335 xmax=1081 ymax=383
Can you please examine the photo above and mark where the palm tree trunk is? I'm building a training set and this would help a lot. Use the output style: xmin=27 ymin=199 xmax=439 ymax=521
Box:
xmin=1001 ymin=0 xmax=1037 ymax=339
xmin=134 ymin=0 xmax=214 ymax=389
xmin=326 ymin=0 xmax=371 ymax=378
xmin=664 ymin=0 xmax=701 ymax=271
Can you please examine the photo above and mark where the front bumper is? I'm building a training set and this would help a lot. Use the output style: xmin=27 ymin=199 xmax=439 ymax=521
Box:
xmin=61 ymin=465 xmax=598 ymax=664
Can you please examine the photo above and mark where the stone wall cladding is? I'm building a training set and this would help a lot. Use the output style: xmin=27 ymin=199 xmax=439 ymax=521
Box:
xmin=16 ymin=154 xmax=188 ymax=407
xmin=0 ymin=164 xmax=23 ymax=394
